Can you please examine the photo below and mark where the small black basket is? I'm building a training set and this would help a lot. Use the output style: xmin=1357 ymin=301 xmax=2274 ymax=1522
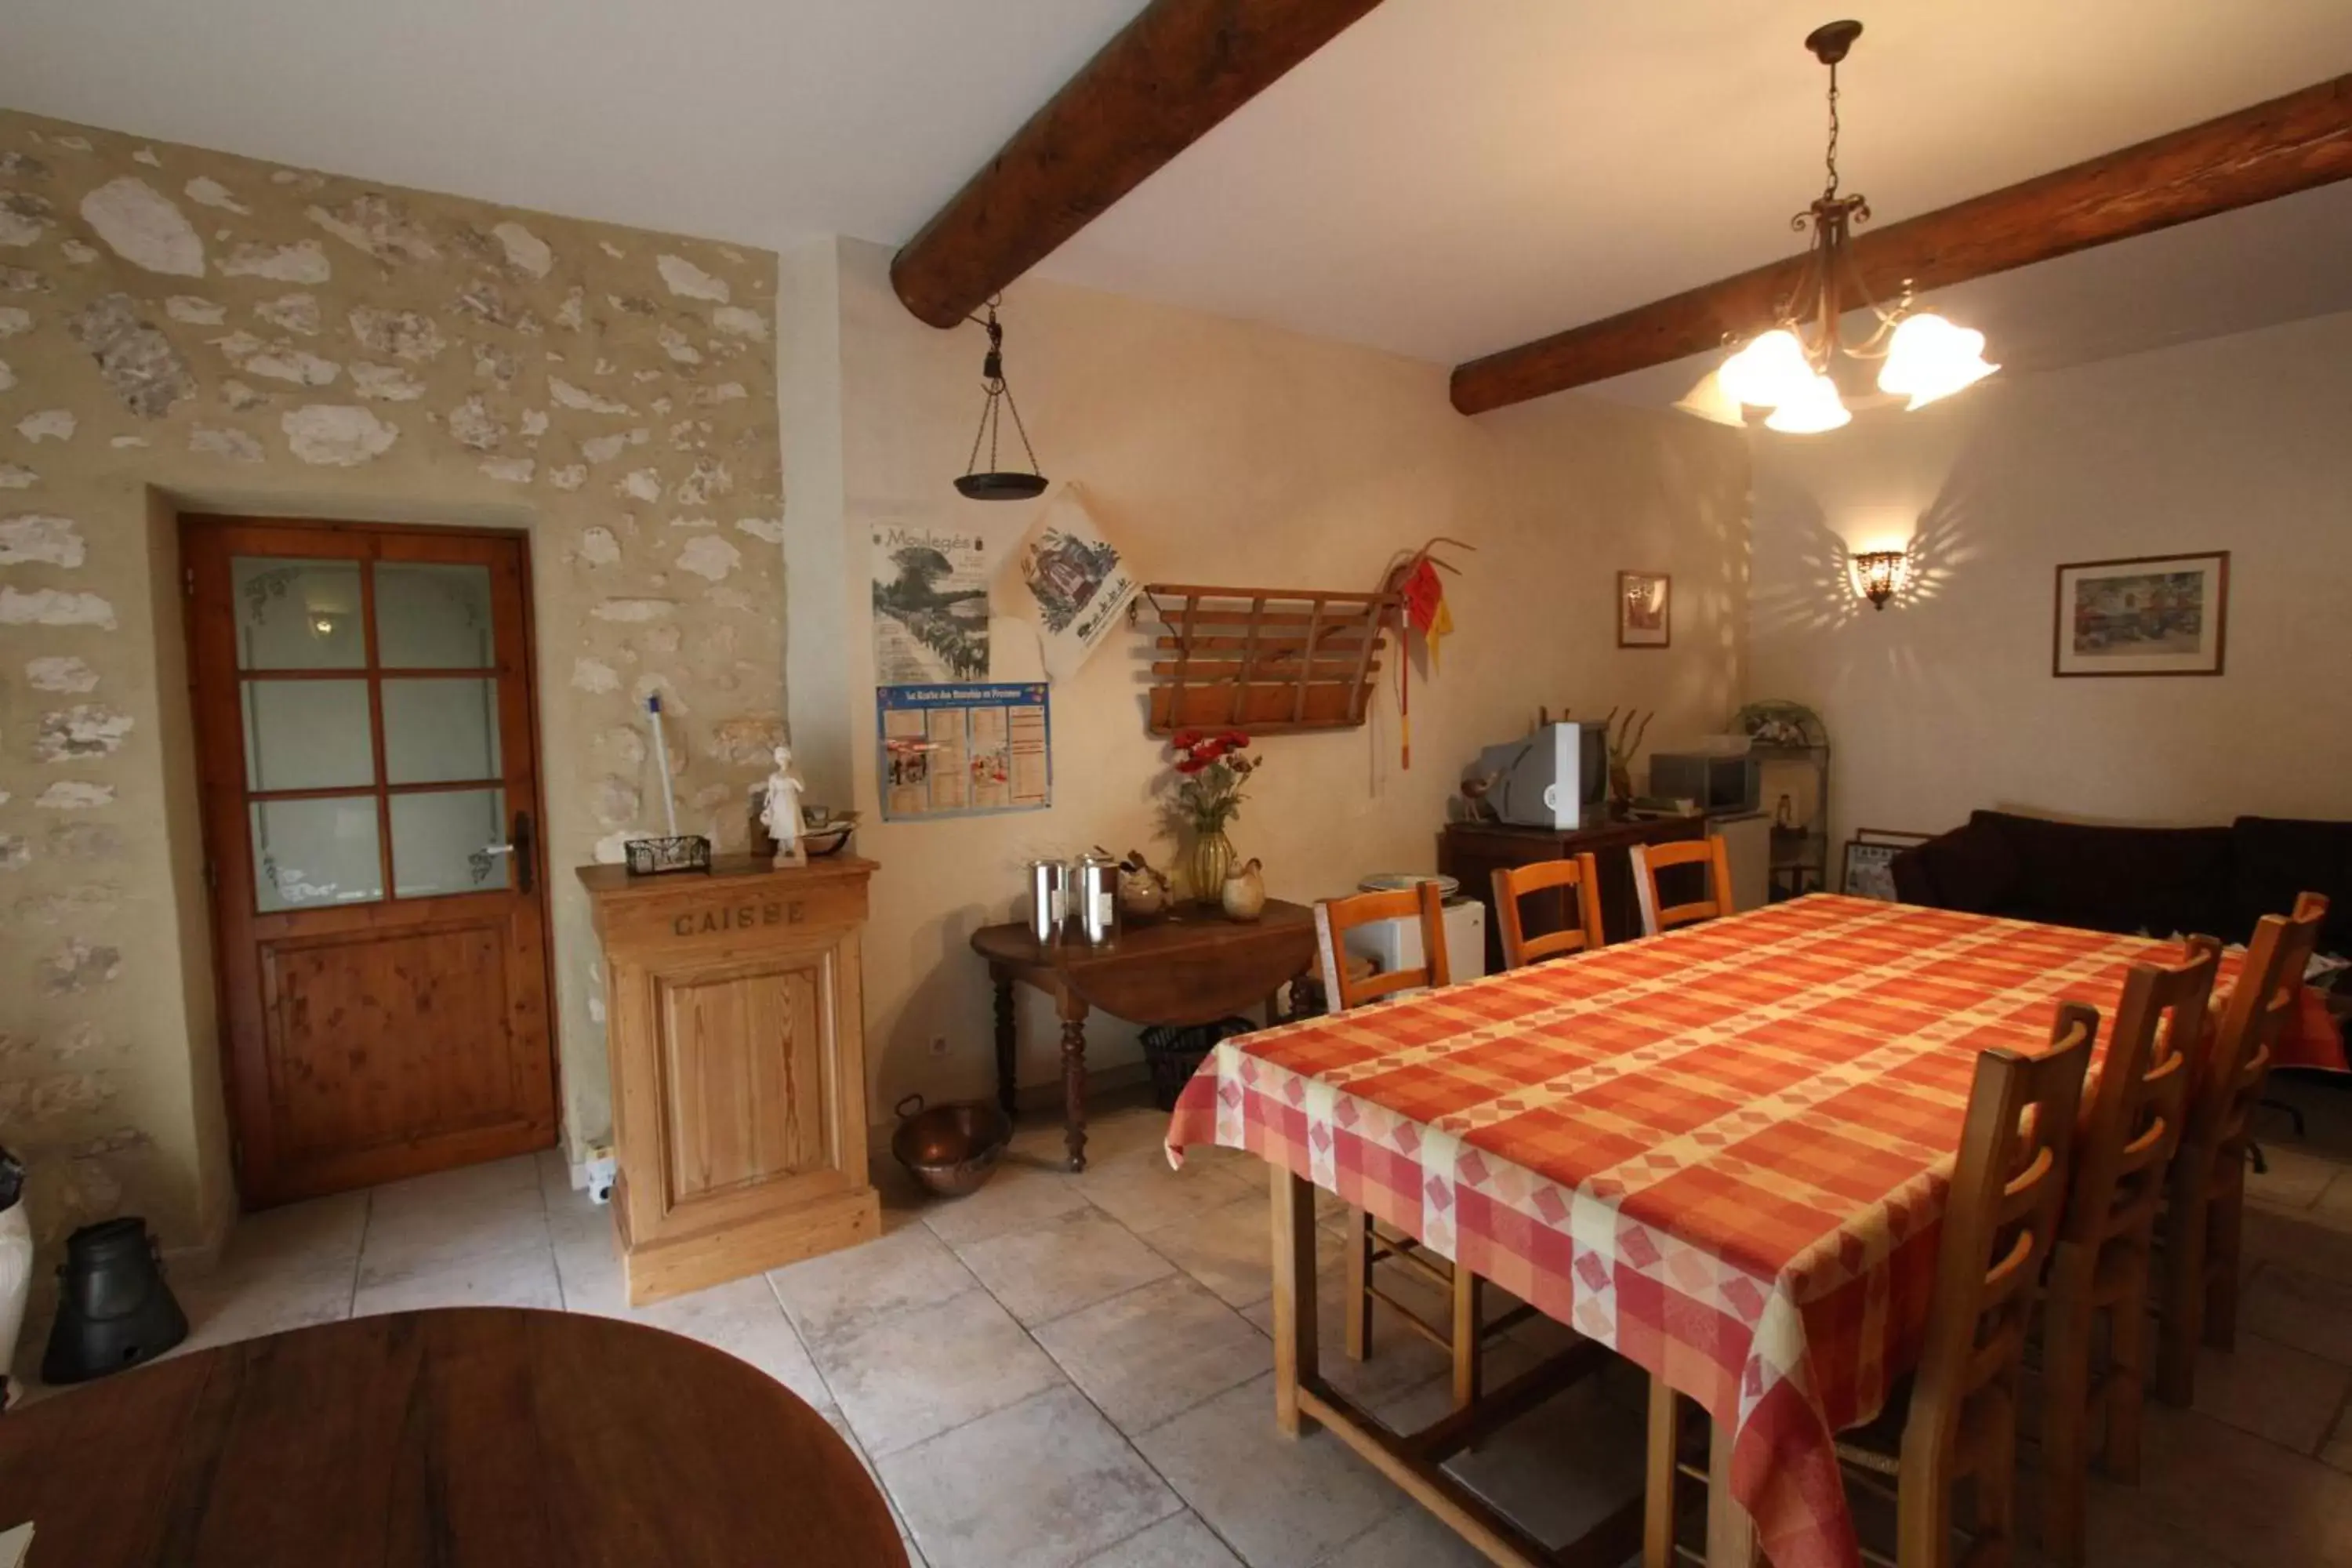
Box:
xmin=1139 ymin=1016 xmax=1259 ymax=1112
xmin=625 ymin=835 xmax=712 ymax=876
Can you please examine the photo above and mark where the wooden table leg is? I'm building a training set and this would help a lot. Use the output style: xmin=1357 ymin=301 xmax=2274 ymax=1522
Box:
xmin=1269 ymin=1164 xmax=1319 ymax=1436
xmin=991 ymin=968 xmax=1017 ymax=1118
xmin=1057 ymin=990 xmax=1090 ymax=1171
xmin=1644 ymin=1374 xmax=1679 ymax=1568
xmin=1705 ymin=1412 xmax=1762 ymax=1567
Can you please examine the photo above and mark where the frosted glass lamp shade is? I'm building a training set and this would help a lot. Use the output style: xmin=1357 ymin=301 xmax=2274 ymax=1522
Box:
xmin=1673 ymin=368 xmax=1748 ymax=427
xmin=1762 ymin=372 xmax=1851 ymax=433
xmin=1718 ymin=329 xmax=1813 ymax=409
xmin=1878 ymin=313 xmax=1998 ymax=408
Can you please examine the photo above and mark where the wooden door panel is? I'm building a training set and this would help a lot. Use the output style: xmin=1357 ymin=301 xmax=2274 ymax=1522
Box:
xmin=183 ymin=517 xmax=558 ymax=1207
xmin=656 ymin=952 xmax=835 ymax=1203
xmin=263 ymin=923 xmax=527 ymax=1158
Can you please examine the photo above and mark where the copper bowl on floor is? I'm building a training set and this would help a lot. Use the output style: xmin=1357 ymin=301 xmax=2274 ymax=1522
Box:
xmin=890 ymin=1094 xmax=1012 ymax=1199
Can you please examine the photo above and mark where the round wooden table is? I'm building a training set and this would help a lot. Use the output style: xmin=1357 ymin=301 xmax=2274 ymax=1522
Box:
xmin=0 ymin=1307 xmax=907 ymax=1567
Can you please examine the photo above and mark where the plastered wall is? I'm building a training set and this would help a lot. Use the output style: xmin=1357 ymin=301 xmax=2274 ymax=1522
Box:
xmin=787 ymin=238 xmax=1751 ymax=1120
xmin=0 ymin=111 xmax=784 ymax=1250
xmin=1748 ymin=310 xmax=2352 ymax=844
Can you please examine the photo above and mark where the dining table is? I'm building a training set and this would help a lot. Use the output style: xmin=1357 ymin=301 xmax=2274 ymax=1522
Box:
xmin=0 ymin=1306 xmax=907 ymax=1567
xmin=1164 ymin=893 xmax=2278 ymax=1568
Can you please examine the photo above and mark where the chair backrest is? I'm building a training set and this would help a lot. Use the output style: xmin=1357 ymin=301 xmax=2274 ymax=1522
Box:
xmin=1491 ymin=854 xmax=1605 ymax=969
xmin=2184 ymin=892 xmax=2328 ymax=1167
xmin=1628 ymin=835 xmax=1735 ymax=937
xmin=1315 ymin=879 xmax=1451 ymax=1013
xmin=1902 ymin=1004 xmax=2093 ymax=1477
xmin=2058 ymin=940 xmax=2217 ymax=1250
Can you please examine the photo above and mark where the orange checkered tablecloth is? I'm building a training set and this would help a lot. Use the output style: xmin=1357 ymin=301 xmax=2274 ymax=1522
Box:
xmin=1163 ymin=895 xmax=2245 ymax=1568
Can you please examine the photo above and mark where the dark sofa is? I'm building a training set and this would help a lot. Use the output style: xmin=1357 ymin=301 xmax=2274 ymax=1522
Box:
xmin=1890 ymin=811 xmax=2351 ymax=956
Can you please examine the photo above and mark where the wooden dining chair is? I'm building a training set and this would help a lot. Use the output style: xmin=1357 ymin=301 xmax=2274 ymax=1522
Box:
xmin=1628 ymin=835 xmax=1736 ymax=938
xmin=2154 ymin=892 xmax=2328 ymax=1408
xmin=1315 ymin=881 xmax=1516 ymax=1408
xmin=1491 ymin=854 xmax=1605 ymax=969
xmin=1646 ymin=1007 xmax=2093 ymax=1568
xmin=2037 ymin=942 xmax=2216 ymax=1567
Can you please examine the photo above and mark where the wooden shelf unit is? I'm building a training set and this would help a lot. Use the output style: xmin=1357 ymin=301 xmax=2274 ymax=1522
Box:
xmin=1142 ymin=583 xmax=1399 ymax=735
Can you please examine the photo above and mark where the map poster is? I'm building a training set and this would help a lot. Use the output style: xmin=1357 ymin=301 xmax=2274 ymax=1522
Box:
xmin=1003 ymin=485 xmax=1138 ymax=682
xmin=872 ymin=525 xmax=990 ymax=684
xmin=877 ymin=682 xmax=1051 ymax=821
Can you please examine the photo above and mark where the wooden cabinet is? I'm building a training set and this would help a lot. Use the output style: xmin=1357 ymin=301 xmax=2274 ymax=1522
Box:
xmin=579 ymin=856 xmax=881 ymax=1305
xmin=1439 ymin=816 xmax=1704 ymax=969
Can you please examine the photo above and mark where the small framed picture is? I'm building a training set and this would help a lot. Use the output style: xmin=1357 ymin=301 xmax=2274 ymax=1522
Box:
xmin=1842 ymin=839 xmax=1907 ymax=901
xmin=2053 ymin=552 xmax=2228 ymax=677
xmin=1617 ymin=571 xmax=1671 ymax=648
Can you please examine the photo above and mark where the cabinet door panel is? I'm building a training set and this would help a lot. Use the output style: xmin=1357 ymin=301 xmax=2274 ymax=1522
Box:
xmin=654 ymin=947 xmax=840 ymax=1210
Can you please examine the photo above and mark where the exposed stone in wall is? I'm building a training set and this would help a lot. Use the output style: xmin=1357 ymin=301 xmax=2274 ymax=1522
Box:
xmin=0 ymin=515 xmax=85 ymax=567
xmin=0 ymin=108 xmax=785 ymax=1254
xmin=281 ymin=403 xmax=397 ymax=464
xmin=68 ymin=292 xmax=196 ymax=416
xmin=34 ymin=705 xmax=134 ymax=761
xmin=656 ymin=255 xmax=729 ymax=303
xmin=220 ymin=240 xmax=332 ymax=284
xmin=78 ymin=178 xmax=205 ymax=277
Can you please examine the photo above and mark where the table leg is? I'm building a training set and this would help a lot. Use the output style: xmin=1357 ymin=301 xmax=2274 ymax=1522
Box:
xmin=1705 ymin=1413 xmax=1762 ymax=1567
xmin=992 ymin=969 xmax=1016 ymax=1119
xmin=1057 ymin=991 xmax=1089 ymax=1172
xmin=1269 ymin=1165 xmax=1319 ymax=1436
xmin=1644 ymin=1374 xmax=1679 ymax=1568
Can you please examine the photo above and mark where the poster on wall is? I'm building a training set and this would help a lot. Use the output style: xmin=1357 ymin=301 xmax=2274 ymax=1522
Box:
xmin=877 ymin=682 xmax=1051 ymax=821
xmin=871 ymin=525 xmax=990 ymax=683
xmin=1002 ymin=485 xmax=1138 ymax=682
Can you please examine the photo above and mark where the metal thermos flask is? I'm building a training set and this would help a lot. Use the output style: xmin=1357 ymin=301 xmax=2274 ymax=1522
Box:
xmin=1074 ymin=855 xmax=1120 ymax=946
xmin=1026 ymin=859 xmax=1069 ymax=943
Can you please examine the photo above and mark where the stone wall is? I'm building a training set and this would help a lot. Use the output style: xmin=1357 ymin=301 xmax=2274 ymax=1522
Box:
xmin=0 ymin=109 xmax=784 ymax=1252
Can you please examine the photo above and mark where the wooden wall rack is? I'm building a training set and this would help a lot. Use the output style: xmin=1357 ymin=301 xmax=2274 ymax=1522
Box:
xmin=1142 ymin=583 xmax=1399 ymax=735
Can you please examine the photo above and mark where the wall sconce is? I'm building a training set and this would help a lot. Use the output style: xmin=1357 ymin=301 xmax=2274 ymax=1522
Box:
xmin=1853 ymin=549 xmax=1908 ymax=611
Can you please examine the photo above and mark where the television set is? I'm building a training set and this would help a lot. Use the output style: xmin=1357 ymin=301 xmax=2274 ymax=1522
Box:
xmin=1466 ymin=723 xmax=1606 ymax=830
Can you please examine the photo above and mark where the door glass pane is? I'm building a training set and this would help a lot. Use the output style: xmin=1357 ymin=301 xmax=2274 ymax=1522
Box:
xmin=376 ymin=562 xmax=495 ymax=669
xmin=242 ymin=680 xmax=375 ymax=791
xmin=233 ymin=557 xmax=365 ymax=670
xmin=383 ymin=678 xmax=502 ymax=784
xmin=252 ymin=797 xmax=383 ymax=911
xmin=391 ymin=788 xmax=507 ymax=898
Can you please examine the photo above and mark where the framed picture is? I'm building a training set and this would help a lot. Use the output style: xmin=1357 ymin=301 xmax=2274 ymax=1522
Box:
xmin=1842 ymin=839 xmax=1908 ymax=901
xmin=1617 ymin=570 xmax=1671 ymax=648
xmin=2053 ymin=552 xmax=2228 ymax=677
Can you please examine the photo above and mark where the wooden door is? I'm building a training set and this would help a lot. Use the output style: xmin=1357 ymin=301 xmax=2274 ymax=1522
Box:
xmin=183 ymin=517 xmax=558 ymax=1207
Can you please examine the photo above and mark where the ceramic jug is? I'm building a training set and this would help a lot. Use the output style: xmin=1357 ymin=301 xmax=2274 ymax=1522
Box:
xmin=1220 ymin=858 xmax=1267 ymax=922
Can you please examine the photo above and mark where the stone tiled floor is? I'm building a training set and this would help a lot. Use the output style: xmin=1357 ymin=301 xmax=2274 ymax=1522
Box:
xmin=18 ymin=1077 xmax=2352 ymax=1567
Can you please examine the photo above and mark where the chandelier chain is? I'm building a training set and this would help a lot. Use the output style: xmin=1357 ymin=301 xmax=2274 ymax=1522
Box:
xmin=1822 ymin=59 xmax=1842 ymax=201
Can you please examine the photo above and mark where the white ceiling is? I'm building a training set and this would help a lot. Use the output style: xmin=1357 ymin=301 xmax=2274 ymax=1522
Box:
xmin=5 ymin=0 xmax=2351 ymax=374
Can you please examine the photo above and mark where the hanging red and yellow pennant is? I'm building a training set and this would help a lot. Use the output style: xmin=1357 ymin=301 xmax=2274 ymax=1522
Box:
xmin=1380 ymin=537 xmax=1472 ymax=770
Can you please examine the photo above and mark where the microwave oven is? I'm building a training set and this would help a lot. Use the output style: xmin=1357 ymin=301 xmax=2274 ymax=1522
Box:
xmin=1647 ymin=752 xmax=1760 ymax=813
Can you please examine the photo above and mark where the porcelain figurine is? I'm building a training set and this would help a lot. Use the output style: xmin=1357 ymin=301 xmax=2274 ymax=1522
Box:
xmin=760 ymin=744 xmax=808 ymax=867
xmin=1220 ymin=857 xmax=1267 ymax=923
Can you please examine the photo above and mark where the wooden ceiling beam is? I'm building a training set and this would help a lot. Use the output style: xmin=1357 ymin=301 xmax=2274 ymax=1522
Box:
xmin=1450 ymin=74 xmax=2352 ymax=416
xmin=891 ymin=0 xmax=1387 ymax=328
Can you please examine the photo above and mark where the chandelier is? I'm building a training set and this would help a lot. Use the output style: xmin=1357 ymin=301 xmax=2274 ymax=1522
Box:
xmin=1682 ymin=20 xmax=1997 ymax=434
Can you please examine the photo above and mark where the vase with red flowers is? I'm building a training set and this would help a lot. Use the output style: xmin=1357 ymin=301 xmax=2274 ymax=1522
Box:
xmin=1163 ymin=728 xmax=1261 ymax=906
